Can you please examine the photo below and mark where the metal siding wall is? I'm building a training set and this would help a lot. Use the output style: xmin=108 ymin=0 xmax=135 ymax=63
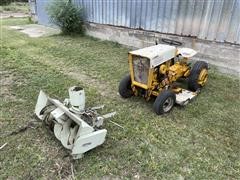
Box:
xmin=36 ymin=0 xmax=53 ymax=26
xmin=216 ymin=0 xmax=235 ymax=42
xmin=226 ymin=0 xmax=240 ymax=43
xmin=36 ymin=0 xmax=240 ymax=44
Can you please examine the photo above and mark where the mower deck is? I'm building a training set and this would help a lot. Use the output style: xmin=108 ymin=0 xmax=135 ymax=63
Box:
xmin=175 ymin=89 xmax=197 ymax=106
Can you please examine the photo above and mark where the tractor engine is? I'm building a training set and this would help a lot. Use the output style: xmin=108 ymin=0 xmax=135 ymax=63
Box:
xmin=156 ymin=60 xmax=190 ymax=88
xmin=168 ymin=62 xmax=190 ymax=82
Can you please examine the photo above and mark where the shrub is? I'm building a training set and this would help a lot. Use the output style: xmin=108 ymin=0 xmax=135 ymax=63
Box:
xmin=0 ymin=0 xmax=11 ymax=6
xmin=46 ymin=0 xmax=85 ymax=35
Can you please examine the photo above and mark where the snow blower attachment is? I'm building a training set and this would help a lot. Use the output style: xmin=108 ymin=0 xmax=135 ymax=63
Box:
xmin=35 ymin=86 xmax=116 ymax=159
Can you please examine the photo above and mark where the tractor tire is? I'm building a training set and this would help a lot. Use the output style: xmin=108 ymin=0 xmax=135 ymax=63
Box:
xmin=188 ymin=61 xmax=208 ymax=91
xmin=153 ymin=90 xmax=176 ymax=115
xmin=119 ymin=74 xmax=133 ymax=98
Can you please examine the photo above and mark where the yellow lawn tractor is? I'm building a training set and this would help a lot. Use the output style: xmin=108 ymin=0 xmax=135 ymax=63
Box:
xmin=119 ymin=39 xmax=208 ymax=115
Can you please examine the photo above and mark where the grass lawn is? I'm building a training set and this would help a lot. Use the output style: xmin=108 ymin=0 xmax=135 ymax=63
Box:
xmin=0 ymin=18 xmax=240 ymax=179
xmin=0 ymin=2 xmax=29 ymax=13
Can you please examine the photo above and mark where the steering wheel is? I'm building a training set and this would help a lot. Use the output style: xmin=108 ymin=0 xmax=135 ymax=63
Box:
xmin=161 ymin=38 xmax=183 ymax=46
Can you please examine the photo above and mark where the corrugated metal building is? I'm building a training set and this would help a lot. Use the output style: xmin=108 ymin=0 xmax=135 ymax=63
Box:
xmin=35 ymin=0 xmax=240 ymax=44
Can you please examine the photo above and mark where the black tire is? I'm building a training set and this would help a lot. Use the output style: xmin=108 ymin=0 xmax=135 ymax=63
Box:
xmin=119 ymin=74 xmax=133 ymax=98
xmin=188 ymin=61 xmax=208 ymax=91
xmin=153 ymin=90 xmax=176 ymax=115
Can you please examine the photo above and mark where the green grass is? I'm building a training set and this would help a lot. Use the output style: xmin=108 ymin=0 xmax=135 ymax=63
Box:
xmin=0 ymin=18 xmax=240 ymax=179
xmin=0 ymin=2 xmax=29 ymax=13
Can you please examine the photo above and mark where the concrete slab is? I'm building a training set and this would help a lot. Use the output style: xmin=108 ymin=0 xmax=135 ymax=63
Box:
xmin=0 ymin=12 xmax=29 ymax=19
xmin=9 ymin=24 xmax=60 ymax=38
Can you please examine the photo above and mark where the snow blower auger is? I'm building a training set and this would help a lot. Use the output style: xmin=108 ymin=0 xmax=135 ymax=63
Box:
xmin=35 ymin=86 xmax=116 ymax=159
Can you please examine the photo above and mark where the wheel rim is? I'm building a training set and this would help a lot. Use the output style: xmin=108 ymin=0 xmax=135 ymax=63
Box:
xmin=198 ymin=68 xmax=208 ymax=86
xmin=163 ymin=97 xmax=174 ymax=112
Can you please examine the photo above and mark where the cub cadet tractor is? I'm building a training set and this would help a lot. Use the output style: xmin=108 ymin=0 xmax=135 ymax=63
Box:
xmin=119 ymin=40 xmax=208 ymax=115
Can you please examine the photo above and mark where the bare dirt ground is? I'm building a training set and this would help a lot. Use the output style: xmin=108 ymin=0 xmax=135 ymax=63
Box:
xmin=0 ymin=70 xmax=26 ymax=102
xmin=0 ymin=71 xmax=18 ymax=101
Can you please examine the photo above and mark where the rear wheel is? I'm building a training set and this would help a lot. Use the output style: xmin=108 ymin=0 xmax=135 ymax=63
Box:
xmin=153 ymin=90 xmax=176 ymax=115
xmin=119 ymin=74 xmax=133 ymax=98
xmin=188 ymin=61 xmax=208 ymax=91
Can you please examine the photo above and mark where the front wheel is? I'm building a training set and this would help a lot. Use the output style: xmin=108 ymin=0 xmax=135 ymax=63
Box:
xmin=118 ymin=74 xmax=133 ymax=98
xmin=153 ymin=90 xmax=176 ymax=115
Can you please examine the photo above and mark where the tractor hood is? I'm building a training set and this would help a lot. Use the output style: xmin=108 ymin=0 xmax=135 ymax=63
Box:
xmin=129 ymin=44 xmax=197 ymax=68
xmin=129 ymin=44 xmax=176 ymax=68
